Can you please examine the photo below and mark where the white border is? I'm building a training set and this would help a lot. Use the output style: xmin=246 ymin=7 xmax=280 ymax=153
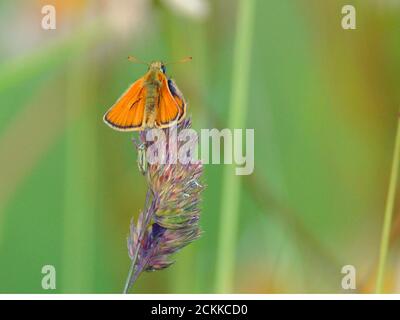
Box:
xmin=0 ymin=294 xmax=399 ymax=300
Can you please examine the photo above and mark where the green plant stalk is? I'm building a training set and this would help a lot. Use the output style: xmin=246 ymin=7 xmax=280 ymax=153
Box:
xmin=123 ymin=238 xmax=141 ymax=294
xmin=376 ymin=112 xmax=400 ymax=293
xmin=215 ymin=0 xmax=256 ymax=293
xmin=123 ymin=189 xmax=151 ymax=293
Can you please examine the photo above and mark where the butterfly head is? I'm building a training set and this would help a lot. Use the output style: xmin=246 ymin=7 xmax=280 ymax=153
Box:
xmin=149 ymin=61 xmax=166 ymax=74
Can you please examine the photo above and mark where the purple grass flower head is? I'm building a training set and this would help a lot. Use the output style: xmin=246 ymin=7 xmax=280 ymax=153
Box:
xmin=125 ymin=118 xmax=204 ymax=291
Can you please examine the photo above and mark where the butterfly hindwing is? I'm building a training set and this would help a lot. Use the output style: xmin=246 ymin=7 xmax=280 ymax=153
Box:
xmin=167 ymin=78 xmax=186 ymax=121
xmin=155 ymin=74 xmax=182 ymax=128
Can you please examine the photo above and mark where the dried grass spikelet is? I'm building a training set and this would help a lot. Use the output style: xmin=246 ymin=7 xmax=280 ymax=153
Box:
xmin=124 ymin=118 xmax=204 ymax=292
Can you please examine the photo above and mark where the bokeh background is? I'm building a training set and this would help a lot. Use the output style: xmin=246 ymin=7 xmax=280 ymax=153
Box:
xmin=1 ymin=0 xmax=400 ymax=293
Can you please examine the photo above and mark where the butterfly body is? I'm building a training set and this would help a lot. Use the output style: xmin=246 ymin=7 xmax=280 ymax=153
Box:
xmin=103 ymin=60 xmax=187 ymax=131
xmin=142 ymin=62 xmax=163 ymax=128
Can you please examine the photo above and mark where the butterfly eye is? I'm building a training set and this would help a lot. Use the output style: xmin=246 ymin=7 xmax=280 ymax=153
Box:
xmin=161 ymin=65 xmax=166 ymax=74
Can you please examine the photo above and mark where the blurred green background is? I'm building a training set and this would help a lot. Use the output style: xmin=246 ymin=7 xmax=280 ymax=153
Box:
xmin=1 ymin=0 xmax=400 ymax=293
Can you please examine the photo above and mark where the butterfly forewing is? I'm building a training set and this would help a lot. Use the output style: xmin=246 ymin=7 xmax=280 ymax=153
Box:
xmin=103 ymin=78 xmax=146 ymax=131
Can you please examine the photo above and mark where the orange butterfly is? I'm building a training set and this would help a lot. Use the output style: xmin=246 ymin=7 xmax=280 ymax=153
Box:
xmin=103 ymin=56 xmax=190 ymax=131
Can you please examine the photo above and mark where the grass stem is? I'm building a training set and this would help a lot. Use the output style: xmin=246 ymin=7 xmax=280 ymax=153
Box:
xmin=214 ymin=0 xmax=256 ymax=293
xmin=376 ymin=111 xmax=400 ymax=293
xmin=123 ymin=188 xmax=151 ymax=293
xmin=123 ymin=241 xmax=141 ymax=294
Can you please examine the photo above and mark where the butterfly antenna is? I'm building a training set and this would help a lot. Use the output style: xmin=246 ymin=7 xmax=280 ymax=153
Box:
xmin=127 ymin=56 xmax=149 ymax=66
xmin=164 ymin=56 xmax=192 ymax=66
